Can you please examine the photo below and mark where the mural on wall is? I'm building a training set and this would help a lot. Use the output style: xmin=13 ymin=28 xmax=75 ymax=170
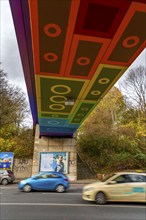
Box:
xmin=0 ymin=152 xmax=14 ymax=170
xmin=40 ymin=152 xmax=69 ymax=174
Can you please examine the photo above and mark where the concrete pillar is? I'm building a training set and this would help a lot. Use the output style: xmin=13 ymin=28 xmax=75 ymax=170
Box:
xmin=32 ymin=124 xmax=77 ymax=181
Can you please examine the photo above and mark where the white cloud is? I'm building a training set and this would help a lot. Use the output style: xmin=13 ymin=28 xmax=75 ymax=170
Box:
xmin=1 ymin=0 xmax=27 ymax=93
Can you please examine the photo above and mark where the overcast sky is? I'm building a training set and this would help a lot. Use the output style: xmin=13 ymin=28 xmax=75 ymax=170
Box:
xmin=1 ymin=0 xmax=26 ymax=92
xmin=1 ymin=0 xmax=146 ymax=94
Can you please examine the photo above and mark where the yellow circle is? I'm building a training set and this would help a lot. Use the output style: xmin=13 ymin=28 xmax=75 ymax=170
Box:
xmin=50 ymin=96 xmax=67 ymax=103
xmin=77 ymin=113 xmax=84 ymax=117
xmin=74 ymin=118 xmax=81 ymax=121
xmin=81 ymin=107 xmax=89 ymax=111
xmin=49 ymin=104 xmax=65 ymax=110
xmin=51 ymin=85 xmax=71 ymax=94
xmin=51 ymin=114 xmax=59 ymax=117
xmin=98 ymin=78 xmax=110 ymax=84
xmin=91 ymin=90 xmax=101 ymax=95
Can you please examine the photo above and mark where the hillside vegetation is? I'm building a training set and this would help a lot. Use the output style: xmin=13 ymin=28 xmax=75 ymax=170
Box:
xmin=77 ymin=66 xmax=146 ymax=174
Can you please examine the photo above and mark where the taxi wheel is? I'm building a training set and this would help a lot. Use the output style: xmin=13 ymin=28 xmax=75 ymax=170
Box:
xmin=23 ymin=184 xmax=32 ymax=192
xmin=95 ymin=192 xmax=107 ymax=205
xmin=56 ymin=184 xmax=65 ymax=193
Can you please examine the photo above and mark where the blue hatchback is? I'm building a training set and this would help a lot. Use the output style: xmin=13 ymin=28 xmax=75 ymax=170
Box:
xmin=18 ymin=172 xmax=70 ymax=193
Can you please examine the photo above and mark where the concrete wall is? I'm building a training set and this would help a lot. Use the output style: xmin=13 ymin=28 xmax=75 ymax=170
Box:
xmin=13 ymin=158 xmax=32 ymax=179
xmin=32 ymin=125 xmax=77 ymax=181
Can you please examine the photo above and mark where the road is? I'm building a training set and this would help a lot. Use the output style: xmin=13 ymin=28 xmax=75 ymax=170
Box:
xmin=0 ymin=185 xmax=145 ymax=220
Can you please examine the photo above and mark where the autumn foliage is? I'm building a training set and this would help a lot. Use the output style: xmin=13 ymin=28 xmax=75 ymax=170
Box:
xmin=77 ymin=66 xmax=146 ymax=174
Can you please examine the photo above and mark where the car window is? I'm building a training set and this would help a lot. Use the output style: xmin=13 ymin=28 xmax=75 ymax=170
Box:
xmin=51 ymin=174 xmax=60 ymax=178
xmin=45 ymin=174 xmax=54 ymax=178
xmin=113 ymin=175 xmax=129 ymax=184
xmin=40 ymin=174 xmax=50 ymax=179
xmin=38 ymin=174 xmax=57 ymax=179
xmin=7 ymin=170 xmax=13 ymax=174
xmin=128 ymin=174 xmax=146 ymax=182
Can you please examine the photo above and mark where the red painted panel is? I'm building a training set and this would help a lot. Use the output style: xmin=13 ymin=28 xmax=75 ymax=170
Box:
xmin=75 ymin=0 xmax=131 ymax=38
xmin=65 ymin=35 xmax=110 ymax=79
xmin=102 ymin=2 xmax=146 ymax=66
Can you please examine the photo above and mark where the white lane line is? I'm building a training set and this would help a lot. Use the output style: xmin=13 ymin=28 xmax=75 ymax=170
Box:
xmin=42 ymin=192 xmax=81 ymax=195
xmin=0 ymin=203 xmax=145 ymax=208
xmin=0 ymin=187 xmax=17 ymax=189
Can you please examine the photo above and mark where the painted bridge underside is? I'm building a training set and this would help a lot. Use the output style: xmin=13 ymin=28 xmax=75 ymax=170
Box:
xmin=9 ymin=0 xmax=146 ymax=137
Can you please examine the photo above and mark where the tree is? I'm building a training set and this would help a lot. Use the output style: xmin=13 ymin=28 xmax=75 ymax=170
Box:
xmin=77 ymin=87 xmax=125 ymax=138
xmin=0 ymin=65 xmax=34 ymax=158
xmin=119 ymin=65 xmax=146 ymax=148
xmin=0 ymin=66 xmax=31 ymax=129
xmin=77 ymin=80 xmax=146 ymax=173
xmin=0 ymin=126 xmax=34 ymax=158
xmin=119 ymin=65 xmax=146 ymax=115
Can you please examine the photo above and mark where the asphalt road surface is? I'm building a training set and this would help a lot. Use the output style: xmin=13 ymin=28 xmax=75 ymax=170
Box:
xmin=0 ymin=185 xmax=145 ymax=220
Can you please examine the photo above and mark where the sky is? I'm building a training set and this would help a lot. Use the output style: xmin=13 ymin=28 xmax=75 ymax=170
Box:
xmin=1 ymin=0 xmax=146 ymax=94
xmin=1 ymin=0 xmax=26 ymax=92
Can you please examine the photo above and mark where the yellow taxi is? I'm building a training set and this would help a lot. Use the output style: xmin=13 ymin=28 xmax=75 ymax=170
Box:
xmin=82 ymin=172 xmax=146 ymax=205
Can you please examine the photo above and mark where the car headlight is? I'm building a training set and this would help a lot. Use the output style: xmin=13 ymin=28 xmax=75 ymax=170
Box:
xmin=83 ymin=187 xmax=95 ymax=192
xmin=20 ymin=180 xmax=26 ymax=184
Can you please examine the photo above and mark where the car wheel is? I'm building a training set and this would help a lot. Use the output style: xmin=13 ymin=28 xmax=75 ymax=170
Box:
xmin=95 ymin=192 xmax=107 ymax=205
xmin=1 ymin=178 xmax=9 ymax=185
xmin=23 ymin=184 xmax=32 ymax=192
xmin=56 ymin=184 xmax=65 ymax=193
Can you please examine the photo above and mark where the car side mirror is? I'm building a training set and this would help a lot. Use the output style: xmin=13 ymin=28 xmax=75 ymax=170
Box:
xmin=108 ymin=180 xmax=117 ymax=185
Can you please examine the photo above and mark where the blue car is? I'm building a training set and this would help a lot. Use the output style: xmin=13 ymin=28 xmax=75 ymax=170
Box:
xmin=18 ymin=172 xmax=70 ymax=193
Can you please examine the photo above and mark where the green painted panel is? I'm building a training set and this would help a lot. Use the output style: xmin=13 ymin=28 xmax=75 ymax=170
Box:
xmin=85 ymin=67 xmax=121 ymax=100
xmin=70 ymin=102 xmax=95 ymax=124
xmin=40 ymin=77 xmax=85 ymax=113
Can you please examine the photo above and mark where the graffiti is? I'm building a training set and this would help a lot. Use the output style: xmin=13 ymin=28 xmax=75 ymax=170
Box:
xmin=14 ymin=165 xmax=31 ymax=173
xmin=18 ymin=158 xmax=29 ymax=165
xmin=13 ymin=159 xmax=32 ymax=177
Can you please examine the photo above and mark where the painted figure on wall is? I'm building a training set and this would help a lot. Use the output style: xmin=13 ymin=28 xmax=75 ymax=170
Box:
xmin=55 ymin=155 xmax=64 ymax=173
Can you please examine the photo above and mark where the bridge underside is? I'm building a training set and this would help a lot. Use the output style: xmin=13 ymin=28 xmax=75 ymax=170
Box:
xmin=9 ymin=0 xmax=146 ymax=137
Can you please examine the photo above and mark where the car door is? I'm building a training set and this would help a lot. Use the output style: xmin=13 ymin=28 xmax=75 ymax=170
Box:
xmin=32 ymin=173 xmax=58 ymax=190
xmin=106 ymin=174 xmax=131 ymax=201
xmin=0 ymin=171 xmax=3 ymax=182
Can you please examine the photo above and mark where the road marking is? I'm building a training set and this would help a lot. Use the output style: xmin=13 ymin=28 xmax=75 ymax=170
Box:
xmin=0 ymin=203 xmax=145 ymax=208
xmin=42 ymin=192 xmax=81 ymax=195
xmin=0 ymin=186 xmax=17 ymax=189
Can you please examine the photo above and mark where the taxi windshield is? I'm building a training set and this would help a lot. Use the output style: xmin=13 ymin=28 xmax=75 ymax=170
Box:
xmin=102 ymin=173 xmax=116 ymax=182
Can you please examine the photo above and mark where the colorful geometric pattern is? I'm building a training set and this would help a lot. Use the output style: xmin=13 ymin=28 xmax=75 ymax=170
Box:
xmin=9 ymin=0 xmax=146 ymax=137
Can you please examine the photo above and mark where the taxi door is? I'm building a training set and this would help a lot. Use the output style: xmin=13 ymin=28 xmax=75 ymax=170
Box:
xmin=127 ymin=174 xmax=146 ymax=202
xmin=106 ymin=174 xmax=132 ymax=202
